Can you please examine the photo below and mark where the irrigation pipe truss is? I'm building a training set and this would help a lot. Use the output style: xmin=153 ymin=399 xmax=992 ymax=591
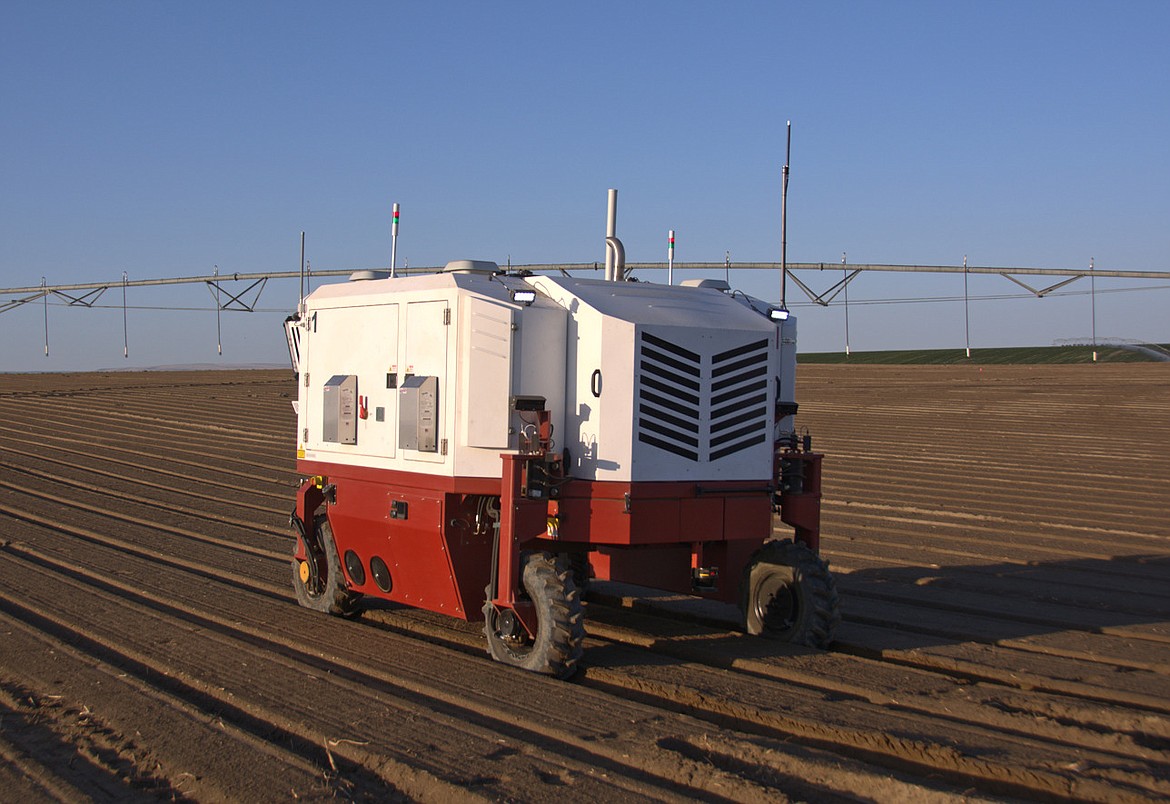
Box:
xmin=3 ymin=261 xmax=1168 ymax=358
xmin=3 ymin=261 xmax=1169 ymax=303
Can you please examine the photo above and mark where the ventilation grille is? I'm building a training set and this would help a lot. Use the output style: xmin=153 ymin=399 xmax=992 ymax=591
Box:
xmin=637 ymin=333 xmax=701 ymax=461
xmin=636 ymin=333 xmax=770 ymax=463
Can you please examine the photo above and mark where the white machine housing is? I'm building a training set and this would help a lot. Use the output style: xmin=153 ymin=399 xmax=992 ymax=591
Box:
xmin=289 ymin=263 xmax=798 ymax=485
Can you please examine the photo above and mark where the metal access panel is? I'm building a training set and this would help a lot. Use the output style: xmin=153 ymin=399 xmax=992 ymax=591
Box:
xmin=323 ymin=374 xmax=358 ymax=444
xmin=399 ymin=375 xmax=439 ymax=452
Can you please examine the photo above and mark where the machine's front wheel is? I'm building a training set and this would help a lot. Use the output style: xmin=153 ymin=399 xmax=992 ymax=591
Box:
xmin=292 ymin=516 xmax=362 ymax=617
xmin=741 ymin=539 xmax=839 ymax=648
xmin=483 ymin=552 xmax=585 ymax=679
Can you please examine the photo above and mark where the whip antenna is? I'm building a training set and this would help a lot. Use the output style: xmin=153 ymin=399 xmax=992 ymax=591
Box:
xmin=780 ymin=121 xmax=791 ymax=310
xmin=298 ymin=231 xmax=306 ymax=311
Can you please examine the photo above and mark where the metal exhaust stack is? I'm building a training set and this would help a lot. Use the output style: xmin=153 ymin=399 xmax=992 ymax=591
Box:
xmin=608 ymin=188 xmax=627 ymax=282
xmin=604 ymin=188 xmax=626 ymax=281
xmin=606 ymin=236 xmax=625 ymax=281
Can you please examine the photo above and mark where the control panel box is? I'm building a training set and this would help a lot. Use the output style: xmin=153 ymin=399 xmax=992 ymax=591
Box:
xmin=322 ymin=374 xmax=358 ymax=444
xmin=399 ymin=375 xmax=438 ymax=452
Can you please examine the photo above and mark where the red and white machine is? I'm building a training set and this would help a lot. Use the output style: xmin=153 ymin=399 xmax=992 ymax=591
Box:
xmin=285 ymin=257 xmax=839 ymax=678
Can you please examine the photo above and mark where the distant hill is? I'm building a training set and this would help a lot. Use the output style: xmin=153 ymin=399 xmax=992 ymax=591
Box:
xmin=799 ymin=344 xmax=1170 ymax=364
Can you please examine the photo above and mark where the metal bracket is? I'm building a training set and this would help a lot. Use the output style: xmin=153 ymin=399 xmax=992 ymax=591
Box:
xmin=54 ymin=286 xmax=109 ymax=307
xmin=785 ymin=268 xmax=862 ymax=307
xmin=205 ymin=275 xmax=269 ymax=311
xmin=0 ymin=291 xmax=48 ymax=315
xmin=999 ymin=273 xmax=1084 ymax=298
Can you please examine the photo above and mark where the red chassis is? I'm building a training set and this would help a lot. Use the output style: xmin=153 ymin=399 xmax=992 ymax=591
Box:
xmin=291 ymin=447 xmax=824 ymax=632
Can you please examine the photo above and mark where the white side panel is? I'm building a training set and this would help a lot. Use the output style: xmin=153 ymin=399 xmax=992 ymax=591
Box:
xmin=404 ymin=300 xmax=449 ymax=464
xmin=777 ymin=316 xmax=798 ymax=435
xmin=511 ymin=301 xmax=567 ymax=453
xmin=301 ymin=303 xmax=399 ymax=460
xmin=459 ymin=298 xmax=513 ymax=448
xmin=564 ymin=307 xmax=636 ymax=482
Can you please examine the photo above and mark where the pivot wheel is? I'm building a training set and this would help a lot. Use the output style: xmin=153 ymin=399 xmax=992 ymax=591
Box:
xmin=292 ymin=516 xmax=362 ymax=617
xmin=741 ymin=539 xmax=840 ymax=648
xmin=483 ymin=552 xmax=585 ymax=679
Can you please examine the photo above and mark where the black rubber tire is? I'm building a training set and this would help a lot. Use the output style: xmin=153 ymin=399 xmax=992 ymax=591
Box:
xmin=483 ymin=552 xmax=585 ymax=679
xmin=741 ymin=538 xmax=840 ymax=648
xmin=292 ymin=516 xmax=362 ymax=618
xmin=568 ymin=551 xmax=592 ymax=594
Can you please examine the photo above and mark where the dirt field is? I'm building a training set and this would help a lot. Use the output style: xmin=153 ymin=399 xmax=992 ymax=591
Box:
xmin=0 ymin=364 xmax=1167 ymax=802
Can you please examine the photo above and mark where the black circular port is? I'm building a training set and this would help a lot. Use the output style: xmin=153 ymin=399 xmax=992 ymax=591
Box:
xmin=370 ymin=556 xmax=393 ymax=593
xmin=343 ymin=550 xmax=366 ymax=586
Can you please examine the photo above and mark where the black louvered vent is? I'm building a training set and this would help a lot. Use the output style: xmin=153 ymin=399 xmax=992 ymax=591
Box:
xmin=709 ymin=339 xmax=770 ymax=460
xmin=636 ymin=333 xmax=771 ymax=463
xmin=637 ymin=332 xmax=701 ymax=461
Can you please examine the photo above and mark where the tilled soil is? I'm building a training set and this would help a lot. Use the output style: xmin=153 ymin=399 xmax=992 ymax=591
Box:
xmin=0 ymin=365 xmax=1167 ymax=802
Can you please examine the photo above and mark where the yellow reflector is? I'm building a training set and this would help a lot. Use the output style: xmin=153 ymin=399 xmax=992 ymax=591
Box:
xmin=298 ymin=561 xmax=310 ymax=583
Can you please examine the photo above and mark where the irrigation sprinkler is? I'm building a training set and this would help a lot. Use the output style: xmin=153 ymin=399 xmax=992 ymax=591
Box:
xmin=964 ymin=255 xmax=971 ymax=358
xmin=42 ymin=277 xmax=48 ymax=357
xmin=1090 ymin=257 xmax=1097 ymax=362
xmin=842 ymin=253 xmax=851 ymax=357
xmin=122 ymin=271 xmax=129 ymax=358
xmin=214 ymin=265 xmax=222 ymax=356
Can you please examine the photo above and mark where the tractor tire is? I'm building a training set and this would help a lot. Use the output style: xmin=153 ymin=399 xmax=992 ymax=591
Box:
xmin=568 ymin=551 xmax=592 ymax=595
xmin=483 ymin=552 xmax=585 ymax=679
xmin=292 ymin=516 xmax=362 ymax=618
xmin=741 ymin=538 xmax=840 ymax=648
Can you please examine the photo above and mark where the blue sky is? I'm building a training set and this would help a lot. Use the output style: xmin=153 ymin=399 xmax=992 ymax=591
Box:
xmin=2 ymin=2 xmax=1168 ymax=370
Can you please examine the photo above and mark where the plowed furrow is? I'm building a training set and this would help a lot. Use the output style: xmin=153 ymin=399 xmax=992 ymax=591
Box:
xmin=0 ymin=430 xmax=291 ymax=501
xmin=0 ymin=419 xmax=295 ymax=486
xmin=0 ymin=542 xmax=796 ymax=801
xmin=0 ymin=441 xmax=287 ymax=516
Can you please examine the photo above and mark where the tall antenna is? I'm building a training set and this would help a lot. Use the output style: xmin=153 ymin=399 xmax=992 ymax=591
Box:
xmin=298 ymin=231 xmax=306 ymax=310
xmin=780 ymin=121 xmax=791 ymax=310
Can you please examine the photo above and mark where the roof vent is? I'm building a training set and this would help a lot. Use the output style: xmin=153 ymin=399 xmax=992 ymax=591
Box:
xmin=443 ymin=260 xmax=499 ymax=274
xmin=680 ymin=278 xmax=731 ymax=292
xmin=349 ymin=270 xmax=390 ymax=281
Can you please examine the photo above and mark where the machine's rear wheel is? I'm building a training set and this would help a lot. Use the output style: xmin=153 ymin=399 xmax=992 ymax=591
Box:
xmin=568 ymin=551 xmax=592 ymax=594
xmin=741 ymin=538 xmax=839 ymax=648
xmin=292 ymin=516 xmax=362 ymax=617
xmin=483 ymin=552 xmax=585 ymax=679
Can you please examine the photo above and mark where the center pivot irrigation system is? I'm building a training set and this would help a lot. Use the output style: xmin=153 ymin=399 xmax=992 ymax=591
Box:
xmin=4 ymin=132 xmax=1168 ymax=677
xmin=6 ymin=254 xmax=1168 ymax=361
xmin=4 ymin=243 xmax=1168 ymax=364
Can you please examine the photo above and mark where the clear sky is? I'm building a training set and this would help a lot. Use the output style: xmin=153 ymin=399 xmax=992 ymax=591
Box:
xmin=2 ymin=2 xmax=1168 ymax=371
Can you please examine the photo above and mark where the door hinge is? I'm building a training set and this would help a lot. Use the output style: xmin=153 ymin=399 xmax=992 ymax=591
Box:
xmin=443 ymin=308 xmax=451 ymax=326
xmin=440 ymin=438 xmax=449 ymax=456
